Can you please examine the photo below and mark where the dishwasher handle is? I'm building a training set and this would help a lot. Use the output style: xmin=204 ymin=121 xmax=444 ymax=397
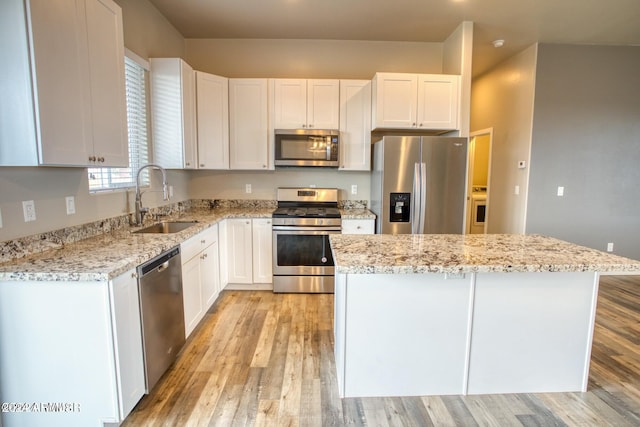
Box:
xmin=156 ymin=261 xmax=170 ymax=273
xmin=139 ymin=246 xmax=181 ymax=276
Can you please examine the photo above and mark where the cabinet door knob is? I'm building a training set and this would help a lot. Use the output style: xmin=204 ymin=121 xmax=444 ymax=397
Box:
xmin=98 ymin=157 xmax=105 ymax=163
xmin=308 ymin=124 xmax=313 ymax=128
xmin=201 ymin=239 xmax=206 ymax=244
xmin=89 ymin=156 xmax=96 ymax=162
xmin=200 ymin=164 xmax=205 ymax=167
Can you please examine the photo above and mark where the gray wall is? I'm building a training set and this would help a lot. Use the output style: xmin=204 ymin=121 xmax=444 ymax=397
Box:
xmin=526 ymin=44 xmax=640 ymax=260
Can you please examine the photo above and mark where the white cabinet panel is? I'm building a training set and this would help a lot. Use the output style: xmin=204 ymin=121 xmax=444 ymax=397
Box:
xmin=1 ymin=0 xmax=127 ymax=167
xmin=372 ymin=72 xmax=460 ymax=131
xmin=224 ymin=218 xmax=254 ymax=283
xmin=110 ymin=270 xmax=145 ymax=419
xmin=341 ymin=219 xmax=375 ymax=234
xmin=229 ymin=79 xmax=270 ymax=170
xmin=273 ymin=79 xmax=307 ymax=129
xmin=273 ymin=79 xmax=339 ymax=130
xmin=0 ymin=275 xmax=145 ymax=425
xmin=182 ymin=254 xmax=203 ymax=337
xmin=252 ymin=218 xmax=273 ymax=283
xmin=201 ymin=239 xmax=220 ymax=308
xmin=181 ymin=224 xmax=220 ymax=337
xmin=417 ymin=74 xmax=460 ymax=130
xmin=196 ymin=71 xmax=229 ymax=169
xmin=307 ymin=79 xmax=340 ymax=129
xmin=339 ymin=80 xmax=371 ymax=171
xmin=85 ymin=0 xmax=128 ymax=167
xmin=372 ymin=73 xmax=418 ymax=129
xmin=150 ymin=58 xmax=197 ymax=169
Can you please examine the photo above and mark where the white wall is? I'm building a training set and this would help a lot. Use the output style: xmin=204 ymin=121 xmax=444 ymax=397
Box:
xmin=470 ymin=44 xmax=538 ymax=234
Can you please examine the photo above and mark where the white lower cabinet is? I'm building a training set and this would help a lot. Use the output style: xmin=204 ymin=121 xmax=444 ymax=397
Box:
xmin=181 ymin=225 xmax=220 ymax=337
xmin=220 ymin=218 xmax=273 ymax=288
xmin=0 ymin=270 xmax=144 ymax=426
xmin=110 ymin=270 xmax=146 ymax=419
xmin=341 ymin=218 xmax=375 ymax=234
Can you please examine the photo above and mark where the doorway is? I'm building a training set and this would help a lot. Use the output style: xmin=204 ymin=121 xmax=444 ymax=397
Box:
xmin=466 ymin=129 xmax=493 ymax=234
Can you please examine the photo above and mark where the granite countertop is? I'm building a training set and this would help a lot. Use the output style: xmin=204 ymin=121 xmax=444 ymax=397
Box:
xmin=0 ymin=207 xmax=375 ymax=283
xmin=0 ymin=207 xmax=273 ymax=282
xmin=340 ymin=209 xmax=376 ymax=219
xmin=329 ymin=233 xmax=640 ymax=275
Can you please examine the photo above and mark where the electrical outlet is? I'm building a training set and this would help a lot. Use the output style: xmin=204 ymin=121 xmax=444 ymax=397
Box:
xmin=65 ymin=196 xmax=76 ymax=215
xmin=351 ymin=184 xmax=358 ymax=195
xmin=514 ymin=185 xmax=520 ymax=195
xmin=607 ymin=242 xmax=614 ymax=252
xmin=22 ymin=200 xmax=36 ymax=222
xmin=169 ymin=185 xmax=174 ymax=198
xmin=557 ymin=186 xmax=564 ymax=196
xmin=245 ymin=184 xmax=252 ymax=194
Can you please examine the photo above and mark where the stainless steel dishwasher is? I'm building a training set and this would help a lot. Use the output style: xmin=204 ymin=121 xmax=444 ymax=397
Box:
xmin=137 ymin=246 xmax=185 ymax=393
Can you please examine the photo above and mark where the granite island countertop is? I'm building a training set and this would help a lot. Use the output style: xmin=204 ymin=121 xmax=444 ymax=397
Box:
xmin=0 ymin=206 xmax=375 ymax=282
xmin=329 ymin=233 xmax=640 ymax=275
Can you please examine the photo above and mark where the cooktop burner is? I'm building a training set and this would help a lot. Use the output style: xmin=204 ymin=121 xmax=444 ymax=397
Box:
xmin=273 ymin=187 xmax=341 ymax=220
xmin=272 ymin=207 xmax=341 ymax=219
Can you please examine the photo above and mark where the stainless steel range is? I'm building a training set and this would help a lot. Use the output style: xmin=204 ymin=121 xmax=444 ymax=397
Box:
xmin=272 ymin=187 xmax=341 ymax=293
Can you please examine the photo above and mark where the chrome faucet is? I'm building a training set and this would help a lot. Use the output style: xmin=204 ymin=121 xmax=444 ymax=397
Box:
xmin=134 ymin=164 xmax=170 ymax=225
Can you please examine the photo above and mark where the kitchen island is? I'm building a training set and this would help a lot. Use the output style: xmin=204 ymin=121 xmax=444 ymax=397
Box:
xmin=329 ymin=233 xmax=640 ymax=398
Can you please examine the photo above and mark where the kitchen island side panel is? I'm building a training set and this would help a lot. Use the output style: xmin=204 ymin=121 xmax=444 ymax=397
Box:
xmin=467 ymin=271 xmax=599 ymax=395
xmin=335 ymin=273 xmax=473 ymax=398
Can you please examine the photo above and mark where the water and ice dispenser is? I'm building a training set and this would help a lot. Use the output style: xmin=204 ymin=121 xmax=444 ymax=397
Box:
xmin=389 ymin=193 xmax=411 ymax=222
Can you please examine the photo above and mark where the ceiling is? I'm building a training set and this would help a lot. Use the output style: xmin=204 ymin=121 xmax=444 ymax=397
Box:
xmin=148 ymin=0 xmax=640 ymax=77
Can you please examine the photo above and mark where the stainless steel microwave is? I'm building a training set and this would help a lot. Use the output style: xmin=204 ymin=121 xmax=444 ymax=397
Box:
xmin=274 ymin=129 xmax=339 ymax=167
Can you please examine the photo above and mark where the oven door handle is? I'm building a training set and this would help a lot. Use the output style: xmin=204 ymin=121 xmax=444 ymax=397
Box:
xmin=272 ymin=226 xmax=341 ymax=233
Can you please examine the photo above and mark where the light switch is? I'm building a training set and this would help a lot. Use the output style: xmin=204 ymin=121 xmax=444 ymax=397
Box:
xmin=557 ymin=186 xmax=564 ymax=196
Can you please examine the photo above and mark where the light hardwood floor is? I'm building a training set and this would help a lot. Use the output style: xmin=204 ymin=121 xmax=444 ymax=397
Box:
xmin=123 ymin=275 xmax=640 ymax=426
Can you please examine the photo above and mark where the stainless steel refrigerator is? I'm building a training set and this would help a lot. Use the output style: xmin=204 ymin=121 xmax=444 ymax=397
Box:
xmin=370 ymin=135 xmax=468 ymax=234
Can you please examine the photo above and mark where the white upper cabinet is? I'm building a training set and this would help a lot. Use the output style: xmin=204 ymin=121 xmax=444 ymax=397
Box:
xmin=150 ymin=58 xmax=197 ymax=169
xmin=372 ymin=72 xmax=460 ymax=131
xmin=0 ymin=0 xmax=128 ymax=167
xmin=195 ymin=71 xmax=229 ymax=169
xmin=273 ymin=79 xmax=339 ymax=130
xmin=339 ymin=80 xmax=372 ymax=171
xmin=416 ymin=74 xmax=460 ymax=130
xmin=229 ymin=79 xmax=271 ymax=170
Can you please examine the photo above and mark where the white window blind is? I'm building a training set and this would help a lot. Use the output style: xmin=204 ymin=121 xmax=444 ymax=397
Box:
xmin=89 ymin=55 xmax=149 ymax=191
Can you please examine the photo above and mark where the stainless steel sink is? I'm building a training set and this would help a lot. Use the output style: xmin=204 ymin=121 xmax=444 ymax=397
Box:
xmin=132 ymin=221 xmax=198 ymax=234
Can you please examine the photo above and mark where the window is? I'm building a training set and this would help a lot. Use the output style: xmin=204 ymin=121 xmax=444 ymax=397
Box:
xmin=89 ymin=53 xmax=150 ymax=191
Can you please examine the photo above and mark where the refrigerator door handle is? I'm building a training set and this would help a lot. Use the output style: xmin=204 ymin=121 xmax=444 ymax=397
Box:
xmin=411 ymin=162 xmax=421 ymax=234
xmin=419 ymin=162 xmax=427 ymax=232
